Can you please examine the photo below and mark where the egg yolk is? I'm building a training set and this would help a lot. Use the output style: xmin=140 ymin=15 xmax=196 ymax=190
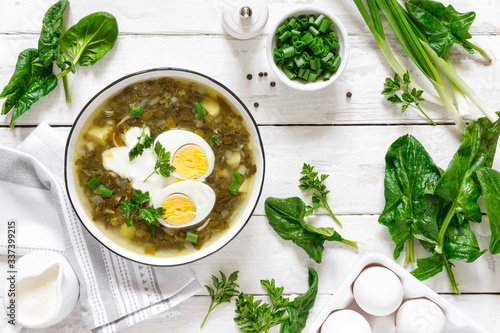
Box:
xmin=172 ymin=144 xmax=208 ymax=179
xmin=161 ymin=193 xmax=196 ymax=225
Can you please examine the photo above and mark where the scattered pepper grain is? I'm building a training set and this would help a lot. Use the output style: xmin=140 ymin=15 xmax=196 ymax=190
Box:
xmin=346 ymin=92 xmax=352 ymax=98
xmin=264 ymin=72 xmax=268 ymax=76
xmin=246 ymin=74 xmax=252 ymax=80
xmin=258 ymin=72 xmax=264 ymax=77
xmin=270 ymin=81 xmax=276 ymax=87
xmin=254 ymin=102 xmax=259 ymax=108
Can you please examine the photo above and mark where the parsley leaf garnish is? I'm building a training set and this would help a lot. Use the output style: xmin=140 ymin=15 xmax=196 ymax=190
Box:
xmin=128 ymin=126 xmax=153 ymax=161
xmin=144 ymin=141 xmax=176 ymax=181
xmin=382 ymin=71 xmax=435 ymax=125
xmin=201 ymin=270 xmax=240 ymax=329
xmin=120 ymin=189 xmax=165 ymax=238
xmin=299 ymin=163 xmax=341 ymax=226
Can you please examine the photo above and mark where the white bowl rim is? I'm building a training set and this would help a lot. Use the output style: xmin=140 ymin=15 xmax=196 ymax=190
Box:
xmin=266 ymin=5 xmax=350 ymax=91
xmin=64 ymin=67 xmax=266 ymax=266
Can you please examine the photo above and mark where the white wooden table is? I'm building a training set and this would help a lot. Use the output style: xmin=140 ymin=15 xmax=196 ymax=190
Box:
xmin=1 ymin=0 xmax=499 ymax=332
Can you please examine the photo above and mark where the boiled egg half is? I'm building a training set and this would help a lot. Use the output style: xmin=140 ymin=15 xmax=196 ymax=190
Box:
xmin=152 ymin=181 xmax=216 ymax=228
xmin=154 ymin=129 xmax=215 ymax=180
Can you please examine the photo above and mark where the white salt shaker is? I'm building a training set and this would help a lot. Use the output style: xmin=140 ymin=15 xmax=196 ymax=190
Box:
xmin=221 ymin=0 xmax=269 ymax=39
xmin=2 ymin=251 xmax=79 ymax=333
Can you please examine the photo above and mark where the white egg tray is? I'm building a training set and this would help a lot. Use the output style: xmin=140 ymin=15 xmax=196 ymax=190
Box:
xmin=307 ymin=253 xmax=490 ymax=333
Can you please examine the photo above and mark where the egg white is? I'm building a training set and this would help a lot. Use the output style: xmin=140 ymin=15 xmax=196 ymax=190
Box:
xmin=152 ymin=181 xmax=216 ymax=228
xmin=154 ymin=129 xmax=215 ymax=180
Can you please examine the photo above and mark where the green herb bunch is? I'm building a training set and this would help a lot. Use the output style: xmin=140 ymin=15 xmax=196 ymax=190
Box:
xmin=201 ymin=270 xmax=240 ymax=329
xmin=129 ymin=126 xmax=153 ymax=161
xmin=382 ymin=71 xmax=435 ymax=125
xmin=299 ymin=163 xmax=341 ymax=225
xmin=120 ymin=190 xmax=165 ymax=238
xmin=234 ymin=267 xmax=318 ymax=333
xmin=144 ymin=142 xmax=176 ymax=181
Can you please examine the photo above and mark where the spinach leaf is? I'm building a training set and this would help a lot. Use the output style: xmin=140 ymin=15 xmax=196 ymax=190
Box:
xmin=434 ymin=115 xmax=500 ymax=224
xmin=37 ymin=0 xmax=69 ymax=67
xmin=406 ymin=0 xmax=476 ymax=57
xmin=58 ymin=11 xmax=119 ymax=75
xmin=379 ymin=134 xmax=441 ymax=263
xmin=265 ymin=197 xmax=356 ymax=263
xmin=475 ymin=168 xmax=500 ymax=254
xmin=0 ymin=49 xmax=57 ymax=128
xmin=280 ymin=267 xmax=318 ymax=333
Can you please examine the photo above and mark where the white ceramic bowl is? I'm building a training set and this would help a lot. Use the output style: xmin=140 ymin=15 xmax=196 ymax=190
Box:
xmin=266 ymin=6 xmax=350 ymax=91
xmin=65 ymin=68 xmax=265 ymax=266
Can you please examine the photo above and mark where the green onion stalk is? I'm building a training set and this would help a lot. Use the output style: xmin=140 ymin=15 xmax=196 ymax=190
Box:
xmin=353 ymin=0 xmax=498 ymax=128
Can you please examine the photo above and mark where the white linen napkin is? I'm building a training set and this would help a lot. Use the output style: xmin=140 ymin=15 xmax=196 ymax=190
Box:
xmin=0 ymin=122 xmax=201 ymax=333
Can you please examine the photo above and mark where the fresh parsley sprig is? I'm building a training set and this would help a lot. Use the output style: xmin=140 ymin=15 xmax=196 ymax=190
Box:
xmin=120 ymin=189 xmax=165 ymax=238
xmin=299 ymin=163 xmax=342 ymax=226
xmin=382 ymin=71 xmax=436 ymax=125
xmin=234 ymin=279 xmax=289 ymax=332
xmin=128 ymin=126 xmax=153 ymax=161
xmin=201 ymin=270 xmax=240 ymax=329
xmin=144 ymin=142 xmax=176 ymax=181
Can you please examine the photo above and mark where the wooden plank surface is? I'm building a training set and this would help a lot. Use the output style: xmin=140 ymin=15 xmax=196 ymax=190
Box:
xmin=1 ymin=0 xmax=499 ymax=332
xmin=1 ymin=34 xmax=499 ymax=126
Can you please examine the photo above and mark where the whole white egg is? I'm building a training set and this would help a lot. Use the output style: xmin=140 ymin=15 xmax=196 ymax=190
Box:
xmin=321 ymin=309 xmax=372 ymax=333
xmin=154 ymin=130 xmax=215 ymax=180
xmin=396 ymin=298 xmax=446 ymax=333
xmin=352 ymin=266 xmax=403 ymax=316
xmin=151 ymin=181 xmax=216 ymax=228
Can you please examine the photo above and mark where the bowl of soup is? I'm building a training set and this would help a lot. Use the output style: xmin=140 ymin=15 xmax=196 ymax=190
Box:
xmin=65 ymin=68 xmax=265 ymax=266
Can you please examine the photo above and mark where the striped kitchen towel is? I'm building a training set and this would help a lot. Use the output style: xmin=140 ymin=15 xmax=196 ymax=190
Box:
xmin=0 ymin=122 xmax=201 ymax=333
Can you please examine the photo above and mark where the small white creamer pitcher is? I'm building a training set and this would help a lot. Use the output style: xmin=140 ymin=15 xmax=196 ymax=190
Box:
xmin=2 ymin=250 xmax=79 ymax=332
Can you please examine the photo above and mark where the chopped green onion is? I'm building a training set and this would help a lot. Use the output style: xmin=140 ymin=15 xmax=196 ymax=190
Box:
xmin=298 ymin=16 xmax=309 ymax=29
xmin=98 ymin=186 xmax=113 ymax=197
xmin=232 ymin=171 xmax=242 ymax=183
xmin=310 ymin=57 xmax=321 ymax=70
xmin=283 ymin=46 xmax=296 ymax=58
xmin=308 ymin=14 xmax=316 ymax=25
xmin=300 ymin=32 xmax=314 ymax=45
xmin=273 ymin=12 xmax=341 ymax=83
xmin=87 ymin=177 xmax=100 ymax=189
xmin=331 ymin=54 xmax=342 ymax=71
xmin=276 ymin=24 xmax=287 ymax=36
xmin=294 ymin=55 xmax=307 ymax=68
xmin=318 ymin=19 xmax=332 ymax=34
xmin=308 ymin=26 xmax=320 ymax=37
xmin=129 ymin=107 xmax=143 ymax=118
xmin=313 ymin=14 xmax=325 ymax=28
xmin=195 ymin=102 xmax=205 ymax=117
xmin=278 ymin=31 xmax=291 ymax=42
xmin=186 ymin=232 xmax=198 ymax=243
xmin=209 ymin=135 xmax=215 ymax=147
xmin=228 ymin=182 xmax=240 ymax=195
xmin=323 ymin=70 xmax=332 ymax=81
xmin=283 ymin=67 xmax=297 ymax=80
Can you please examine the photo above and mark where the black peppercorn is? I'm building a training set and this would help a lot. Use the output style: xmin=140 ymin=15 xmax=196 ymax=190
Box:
xmin=258 ymin=72 xmax=264 ymax=77
xmin=346 ymin=92 xmax=352 ymax=98
xmin=270 ymin=81 xmax=276 ymax=87
xmin=246 ymin=74 xmax=252 ymax=80
xmin=264 ymin=72 xmax=268 ymax=76
xmin=254 ymin=102 xmax=259 ymax=108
